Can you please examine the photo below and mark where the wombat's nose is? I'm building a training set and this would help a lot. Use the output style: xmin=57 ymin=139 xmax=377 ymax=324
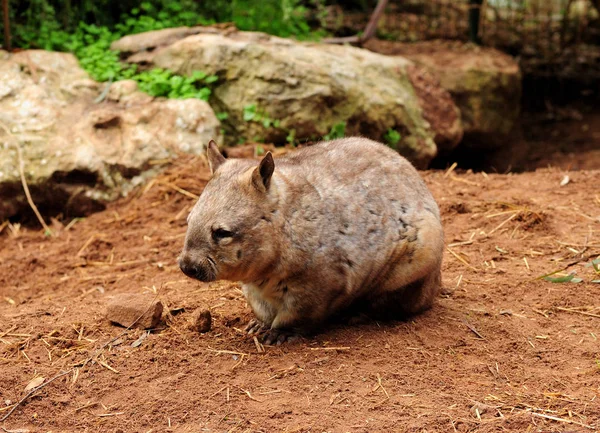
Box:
xmin=178 ymin=256 xmax=207 ymax=281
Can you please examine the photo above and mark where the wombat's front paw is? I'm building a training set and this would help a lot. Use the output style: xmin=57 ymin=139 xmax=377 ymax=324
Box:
xmin=261 ymin=329 xmax=301 ymax=346
xmin=244 ymin=319 xmax=268 ymax=335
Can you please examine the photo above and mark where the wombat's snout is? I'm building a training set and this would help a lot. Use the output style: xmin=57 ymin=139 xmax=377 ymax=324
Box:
xmin=178 ymin=255 xmax=215 ymax=282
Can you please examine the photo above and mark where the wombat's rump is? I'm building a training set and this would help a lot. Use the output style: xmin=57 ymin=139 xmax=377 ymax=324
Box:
xmin=179 ymin=137 xmax=444 ymax=344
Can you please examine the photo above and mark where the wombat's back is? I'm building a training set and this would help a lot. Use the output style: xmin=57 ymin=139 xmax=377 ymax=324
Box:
xmin=278 ymin=137 xmax=438 ymax=216
xmin=271 ymin=137 xmax=443 ymax=313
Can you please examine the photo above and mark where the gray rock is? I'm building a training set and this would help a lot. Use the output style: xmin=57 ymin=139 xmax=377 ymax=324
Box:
xmin=366 ymin=40 xmax=521 ymax=149
xmin=105 ymin=293 xmax=164 ymax=329
xmin=113 ymin=28 xmax=463 ymax=167
xmin=0 ymin=50 xmax=221 ymax=221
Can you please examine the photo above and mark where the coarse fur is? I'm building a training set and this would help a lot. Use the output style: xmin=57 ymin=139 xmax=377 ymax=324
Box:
xmin=179 ymin=137 xmax=444 ymax=343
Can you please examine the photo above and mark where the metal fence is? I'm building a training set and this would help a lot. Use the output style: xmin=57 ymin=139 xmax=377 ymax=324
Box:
xmin=371 ymin=0 xmax=600 ymax=78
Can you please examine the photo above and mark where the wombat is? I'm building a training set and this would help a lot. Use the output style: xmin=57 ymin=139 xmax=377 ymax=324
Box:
xmin=179 ymin=137 xmax=444 ymax=344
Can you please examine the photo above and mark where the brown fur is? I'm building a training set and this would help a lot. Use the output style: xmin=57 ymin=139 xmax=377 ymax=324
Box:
xmin=179 ymin=137 xmax=444 ymax=341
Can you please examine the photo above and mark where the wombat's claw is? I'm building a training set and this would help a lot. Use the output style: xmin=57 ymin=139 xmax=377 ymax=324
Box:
xmin=261 ymin=329 xmax=300 ymax=346
xmin=245 ymin=319 xmax=268 ymax=335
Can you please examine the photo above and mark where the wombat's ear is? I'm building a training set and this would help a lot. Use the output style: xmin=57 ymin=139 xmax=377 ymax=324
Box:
xmin=251 ymin=152 xmax=275 ymax=192
xmin=207 ymin=140 xmax=226 ymax=174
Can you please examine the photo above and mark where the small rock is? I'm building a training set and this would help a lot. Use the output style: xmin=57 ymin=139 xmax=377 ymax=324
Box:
xmin=470 ymin=401 xmax=495 ymax=419
xmin=105 ymin=293 xmax=163 ymax=329
xmin=189 ymin=308 xmax=212 ymax=333
xmin=499 ymin=309 xmax=513 ymax=316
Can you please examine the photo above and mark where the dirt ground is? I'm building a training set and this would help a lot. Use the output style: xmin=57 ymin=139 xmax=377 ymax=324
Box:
xmin=1 ymin=149 xmax=599 ymax=433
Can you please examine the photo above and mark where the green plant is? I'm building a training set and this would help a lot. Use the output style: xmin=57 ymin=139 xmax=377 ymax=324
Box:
xmin=64 ymin=23 xmax=135 ymax=82
xmin=133 ymin=69 xmax=217 ymax=100
xmin=323 ymin=121 xmax=346 ymax=140
xmin=232 ymin=0 xmax=317 ymax=39
xmin=4 ymin=0 xmax=325 ymax=51
xmin=243 ymin=104 xmax=281 ymax=128
xmin=384 ymin=128 xmax=401 ymax=149
xmin=114 ymin=1 xmax=211 ymax=36
xmin=286 ymin=128 xmax=297 ymax=146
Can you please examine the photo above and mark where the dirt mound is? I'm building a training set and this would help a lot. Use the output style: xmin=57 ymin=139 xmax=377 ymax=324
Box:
xmin=1 ymin=154 xmax=599 ymax=432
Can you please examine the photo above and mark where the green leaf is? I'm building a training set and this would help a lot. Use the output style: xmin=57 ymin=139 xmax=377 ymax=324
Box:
xmin=324 ymin=121 xmax=346 ymax=141
xmin=191 ymin=71 xmax=208 ymax=81
xmin=384 ymin=128 xmax=401 ymax=148
xmin=286 ymin=128 xmax=296 ymax=144
xmin=243 ymin=104 xmax=257 ymax=121
xmin=543 ymin=273 xmax=582 ymax=283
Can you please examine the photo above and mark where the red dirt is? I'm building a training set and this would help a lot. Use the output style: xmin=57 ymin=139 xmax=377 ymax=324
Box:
xmin=1 ymin=151 xmax=599 ymax=432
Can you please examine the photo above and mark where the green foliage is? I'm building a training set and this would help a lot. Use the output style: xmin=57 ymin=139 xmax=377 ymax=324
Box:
xmin=323 ymin=121 xmax=346 ymax=140
xmin=64 ymin=24 xmax=134 ymax=82
xmin=286 ymin=129 xmax=297 ymax=146
xmin=243 ymin=104 xmax=281 ymax=129
xmin=3 ymin=3 xmax=220 ymax=100
xmin=384 ymin=128 xmax=401 ymax=149
xmin=231 ymin=0 xmax=316 ymax=40
xmin=4 ymin=0 xmax=324 ymax=50
xmin=114 ymin=1 xmax=211 ymax=35
xmin=133 ymin=69 xmax=217 ymax=100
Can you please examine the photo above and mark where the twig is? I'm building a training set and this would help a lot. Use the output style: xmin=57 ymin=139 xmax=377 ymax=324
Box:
xmin=309 ymin=346 xmax=350 ymax=351
xmin=530 ymin=411 xmax=594 ymax=429
xmin=96 ymin=412 xmax=124 ymax=417
xmin=0 ymin=371 xmax=71 ymax=422
xmin=93 ymin=75 xmax=114 ymax=104
xmin=487 ymin=213 xmax=518 ymax=236
xmin=322 ymin=35 xmax=360 ymax=45
xmin=206 ymin=348 xmax=249 ymax=356
xmin=253 ymin=336 xmax=265 ymax=353
xmin=555 ymin=307 xmax=600 ymax=319
xmin=462 ymin=319 xmax=485 ymax=340
xmin=359 ymin=0 xmax=389 ymax=43
xmin=376 ymin=374 xmax=389 ymax=398
xmin=158 ymin=181 xmax=199 ymax=199
xmin=240 ymin=388 xmax=262 ymax=402
xmin=72 ymin=402 xmax=99 ymax=412
xmin=0 ymin=122 xmax=53 ymax=235
xmin=323 ymin=0 xmax=389 ymax=45
xmin=444 ymin=162 xmax=458 ymax=178
xmin=446 ymin=246 xmax=478 ymax=271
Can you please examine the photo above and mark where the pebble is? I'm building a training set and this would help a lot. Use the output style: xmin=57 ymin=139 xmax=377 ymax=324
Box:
xmin=190 ymin=308 xmax=212 ymax=333
xmin=105 ymin=293 xmax=163 ymax=329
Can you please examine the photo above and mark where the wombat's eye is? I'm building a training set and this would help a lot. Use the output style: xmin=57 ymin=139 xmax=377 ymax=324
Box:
xmin=212 ymin=228 xmax=234 ymax=241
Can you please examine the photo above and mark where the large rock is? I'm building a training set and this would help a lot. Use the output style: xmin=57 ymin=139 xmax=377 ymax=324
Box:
xmin=0 ymin=50 xmax=221 ymax=221
xmin=112 ymin=27 xmax=462 ymax=167
xmin=365 ymin=39 xmax=521 ymax=149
